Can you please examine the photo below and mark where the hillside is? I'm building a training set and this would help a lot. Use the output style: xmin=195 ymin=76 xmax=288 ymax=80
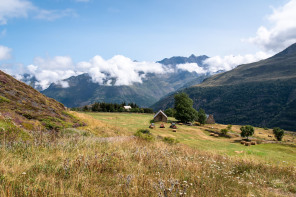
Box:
xmin=152 ymin=43 xmax=296 ymax=131
xmin=0 ymin=70 xmax=80 ymax=133
xmin=40 ymin=55 xmax=211 ymax=108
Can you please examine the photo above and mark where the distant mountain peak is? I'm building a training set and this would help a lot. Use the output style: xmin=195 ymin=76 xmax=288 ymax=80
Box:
xmin=157 ymin=54 xmax=209 ymax=66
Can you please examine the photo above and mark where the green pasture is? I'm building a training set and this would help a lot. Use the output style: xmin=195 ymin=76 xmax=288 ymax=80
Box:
xmin=86 ymin=112 xmax=296 ymax=166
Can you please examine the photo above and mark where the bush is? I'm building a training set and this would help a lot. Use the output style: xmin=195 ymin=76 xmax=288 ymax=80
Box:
xmin=273 ymin=127 xmax=285 ymax=141
xmin=227 ymin=125 xmax=232 ymax=130
xmin=162 ymin=137 xmax=179 ymax=145
xmin=221 ymin=129 xmax=228 ymax=136
xmin=134 ymin=129 xmax=154 ymax=141
xmin=137 ymin=129 xmax=151 ymax=134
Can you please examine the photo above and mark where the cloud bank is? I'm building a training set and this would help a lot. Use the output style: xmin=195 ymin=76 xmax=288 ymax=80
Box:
xmin=203 ymin=52 xmax=271 ymax=73
xmin=176 ymin=63 xmax=206 ymax=74
xmin=248 ymin=0 xmax=296 ymax=52
xmin=25 ymin=55 xmax=173 ymax=90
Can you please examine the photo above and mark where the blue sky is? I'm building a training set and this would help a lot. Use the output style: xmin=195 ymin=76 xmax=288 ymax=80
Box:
xmin=1 ymin=0 xmax=296 ymax=89
xmin=0 ymin=0 xmax=287 ymax=63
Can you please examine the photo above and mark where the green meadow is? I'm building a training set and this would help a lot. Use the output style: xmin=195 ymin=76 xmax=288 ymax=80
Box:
xmin=86 ymin=112 xmax=296 ymax=166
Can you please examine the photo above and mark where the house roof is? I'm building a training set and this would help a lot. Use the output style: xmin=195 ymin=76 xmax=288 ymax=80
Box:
xmin=124 ymin=106 xmax=132 ymax=109
xmin=153 ymin=110 xmax=168 ymax=119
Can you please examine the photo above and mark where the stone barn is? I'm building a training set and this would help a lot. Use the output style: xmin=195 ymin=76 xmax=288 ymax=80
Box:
xmin=153 ymin=110 xmax=168 ymax=122
xmin=206 ymin=114 xmax=215 ymax=124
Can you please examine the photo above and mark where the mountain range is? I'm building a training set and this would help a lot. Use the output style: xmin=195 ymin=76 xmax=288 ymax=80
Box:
xmin=36 ymin=55 xmax=213 ymax=107
xmin=152 ymin=43 xmax=296 ymax=131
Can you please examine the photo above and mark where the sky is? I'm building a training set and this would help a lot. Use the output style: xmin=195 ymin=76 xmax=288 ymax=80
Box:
xmin=1 ymin=0 xmax=296 ymax=89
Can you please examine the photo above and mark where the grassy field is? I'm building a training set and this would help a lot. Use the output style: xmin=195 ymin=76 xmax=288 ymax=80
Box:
xmin=86 ymin=112 xmax=296 ymax=166
xmin=0 ymin=112 xmax=295 ymax=196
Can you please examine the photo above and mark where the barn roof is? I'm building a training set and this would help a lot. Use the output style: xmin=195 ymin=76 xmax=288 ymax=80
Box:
xmin=153 ymin=110 xmax=168 ymax=119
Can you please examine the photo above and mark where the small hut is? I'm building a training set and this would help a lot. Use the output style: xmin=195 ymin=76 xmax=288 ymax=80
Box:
xmin=206 ymin=114 xmax=215 ymax=124
xmin=153 ymin=110 xmax=168 ymax=122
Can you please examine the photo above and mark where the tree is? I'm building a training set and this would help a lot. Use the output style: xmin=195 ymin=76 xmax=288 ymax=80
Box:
xmin=164 ymin=108 xmax=176 ymax=117
xmin=240 ymin=125 xmax=254 ymax=140
xmin=273 ymin=127 xmax=285 ymax=141
xmin=83 ymin=105 xmax=89 ymax=111
xmin=174 ymin=92 xmax=198 ymax=123
xmin=197 ymin=108 xmax=207 ymax=124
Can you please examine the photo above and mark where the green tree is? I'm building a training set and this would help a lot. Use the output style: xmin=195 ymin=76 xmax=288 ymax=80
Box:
xmin=240 ymin=125 xmax=254 ymax=140
xmin=164 ymin=108 xmax=176 ymax=117
xmin=197 ymin=108 xmax=207 ymax=124
xmin=83 ymin=105 xmax=89 ymax=111
xmin=273 ymin=127 xmax=285 ymax=141
xmin=174 ymin=92 xmax=198 ymax=123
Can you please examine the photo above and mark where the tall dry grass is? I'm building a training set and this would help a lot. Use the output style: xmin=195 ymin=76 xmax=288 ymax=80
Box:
xmin=0 ymin=125 xmax=295 ymax=197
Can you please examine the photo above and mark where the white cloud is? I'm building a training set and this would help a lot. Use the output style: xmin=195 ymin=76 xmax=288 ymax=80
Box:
xmin=26 ymin=56 xmax=77 ymax=90
xmin=81 ymin=55 xmax=171 ymax=86
xmin=248 ymin=0 xmax=296 ymax=52
xmin=176 ymin=63 xmax=206 ymax=74
xmin=0 ymin=45 xmax=12 ymax=60
xmin=0 ymin=0 xmax=76 ymax=25
xmin=26 ymin=55 xmax=172 ymax=90
xmin=34 ymin=69 xmax=76 ymax=90
xmin=27 ymin=64 xmax=37 ymax=74
xmin=35 ymin=9 xmax=76 ymax=21
xmin=0 ymin=0 xmax=34 ymax=25
xmin=203 ymin=52 xmax=271 ymax=73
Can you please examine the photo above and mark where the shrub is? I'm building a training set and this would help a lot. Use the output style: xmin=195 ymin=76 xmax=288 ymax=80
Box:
xmin=273 ymin=127 xmax=285 ymax=141
xmin=137 ymin=129 xmax=151 ymax=134
xmin=221 ymin=129 xmax=228 ymax=136
xmin=227 ymin=124 xmax=232 ymax=130
xmin=162 ymin=137 xmax=179 ymax=144
xmin=134 ymin=129 xmax=154 ymax=141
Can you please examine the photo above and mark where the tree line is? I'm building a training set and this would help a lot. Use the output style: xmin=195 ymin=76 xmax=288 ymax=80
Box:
xmin=71 ymin=102 xmax=154 ymax=113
